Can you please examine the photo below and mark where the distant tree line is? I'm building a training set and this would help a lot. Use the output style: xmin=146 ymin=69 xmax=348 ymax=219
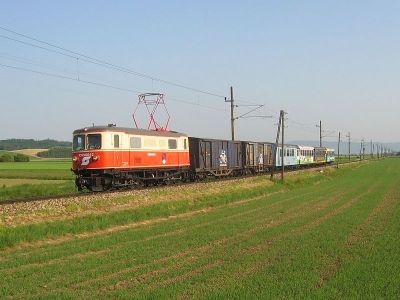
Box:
xmin=37 ymin=147 xmax=71 ymax=158
xmin=0 ymin=153 xmax=30 ymax=162
xmin=0 ymin=139 xmax=71 ymax=151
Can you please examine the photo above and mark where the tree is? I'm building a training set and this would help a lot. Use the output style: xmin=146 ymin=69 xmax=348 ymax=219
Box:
xmin=13 ymin=153 xmax=30 ymax=162
xmin=0 ymin=153 xmax=13 ymax=162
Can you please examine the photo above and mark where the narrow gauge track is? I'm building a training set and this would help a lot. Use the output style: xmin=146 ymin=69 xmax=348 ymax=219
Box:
xmin=0 ymin=160 xmax=368 ymax=207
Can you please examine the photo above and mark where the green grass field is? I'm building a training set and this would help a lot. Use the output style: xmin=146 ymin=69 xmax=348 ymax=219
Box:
xmin=0 ymin=160 xmax=75 ymax=200
xmin=0 ymin=158 xmax=399 ymax=298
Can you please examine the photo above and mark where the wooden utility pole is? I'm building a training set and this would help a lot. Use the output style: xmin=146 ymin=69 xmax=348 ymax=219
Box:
xmin=362 ymin=139 xmax=365 ymax=160
xmin=225 ymin=86 xmax=235 ymax=141
xmin=316 ymin=120 xmax=322 ymax=147
xmin=372 ymin=143 xmax=375 ymax=159
xmin=346 ymin=132 xmax=351 ymax=162
xmin=337 ymin=132 xmax=341 ymax=168
xmin=359 ymin=140 xmax=363 ymax=161
xmin=371 ymin=140 xmax=373 ymax=159
xmin=319 ymin=120 xmax=322 ymax=147
xmin=270 ymin=110 xmax=282 ymax=180
xmin=230 ymin=86 xmax=235 ymax=141
xmin=281 ymin=111 xmax=285 ymax=181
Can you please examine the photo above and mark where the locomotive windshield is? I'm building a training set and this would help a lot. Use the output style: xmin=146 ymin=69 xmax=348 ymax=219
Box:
xmin=73 ymin=134 xmax=85 ymax=151
xmin=87 ymin=134 xmax=102 ymax=149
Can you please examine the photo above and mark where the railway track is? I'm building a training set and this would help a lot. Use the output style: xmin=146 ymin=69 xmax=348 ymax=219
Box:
xmin=0 ymin=192 xmax=89 ymax=206
xmin=0 ymin=159 xmax=371 ymax=207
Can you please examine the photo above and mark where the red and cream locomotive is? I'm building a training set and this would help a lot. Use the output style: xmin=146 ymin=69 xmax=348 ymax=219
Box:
xmin=72 ymin=125 xmax=190 ymax=191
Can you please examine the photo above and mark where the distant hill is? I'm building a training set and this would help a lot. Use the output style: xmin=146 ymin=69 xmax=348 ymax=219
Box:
xmin=288 ymin=140 xmax=400 ymax=154
xmin=0 ymin=139 xmax=71 ymax=151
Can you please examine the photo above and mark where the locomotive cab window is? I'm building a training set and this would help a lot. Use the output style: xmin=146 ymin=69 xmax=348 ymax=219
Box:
xmin=73 ymin=135 xmax=85 ymax=151
xmin=87 ymin=134 xmax=101 ymax=150
xmin=168 ymin=139 xmax=177 ymax=149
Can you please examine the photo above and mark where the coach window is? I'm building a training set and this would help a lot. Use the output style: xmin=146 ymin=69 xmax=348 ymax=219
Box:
xmin=73 ymin=134 xmax=85 ymax=151
xmin=87 ymin=134 xmax=101 ymax=150
xmin=114 ymin=134 xmax=119 ymax=148
xmin=168 ymin=139 xmax=177 ymax=149
xmin=130 ymin=137 xmax=141 ymax=148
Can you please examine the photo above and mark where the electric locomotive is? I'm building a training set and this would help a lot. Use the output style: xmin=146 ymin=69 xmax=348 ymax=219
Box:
xmin=72 ymin=125 xmax=190 ymax=191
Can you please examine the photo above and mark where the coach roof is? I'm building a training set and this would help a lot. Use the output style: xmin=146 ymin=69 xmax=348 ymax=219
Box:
xmin=73 ymin=126 xmax=187 ymax=137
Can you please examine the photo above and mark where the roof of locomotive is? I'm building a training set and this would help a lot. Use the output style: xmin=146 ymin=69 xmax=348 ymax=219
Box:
xmin=73 ymin=126 xmax=187 ymax=137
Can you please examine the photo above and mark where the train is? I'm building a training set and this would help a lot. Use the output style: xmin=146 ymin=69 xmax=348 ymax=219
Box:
xmin=71 ymin=125 xmax=335 ymax=191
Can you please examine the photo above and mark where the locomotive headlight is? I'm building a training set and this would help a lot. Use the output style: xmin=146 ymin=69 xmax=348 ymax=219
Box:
xmin=73 ymin=156 xmax=78 ymax=162
xmin=92 ymin=155 xmax=99 ymax=161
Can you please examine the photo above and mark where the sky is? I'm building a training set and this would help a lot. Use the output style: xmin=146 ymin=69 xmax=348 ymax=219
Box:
xmin=0 ymin=1 xmax=399 ymax=146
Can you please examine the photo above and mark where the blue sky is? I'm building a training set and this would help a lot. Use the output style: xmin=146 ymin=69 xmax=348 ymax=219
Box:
xmin=0 ymin=1 xmax=399 ymax=144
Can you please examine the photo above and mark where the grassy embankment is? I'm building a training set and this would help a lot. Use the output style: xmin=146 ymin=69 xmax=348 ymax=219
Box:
xmin=0 ymin=158 xmax=399 ymax=298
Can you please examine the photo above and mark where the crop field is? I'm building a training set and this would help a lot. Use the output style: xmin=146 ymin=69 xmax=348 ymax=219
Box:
xmin=0 ymin=158 xmax=398 ymax=298
xmin=0 ymin=160 xmax=72 ymax=181
xmin=0 ymin=160 xmax=74 ymax=200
